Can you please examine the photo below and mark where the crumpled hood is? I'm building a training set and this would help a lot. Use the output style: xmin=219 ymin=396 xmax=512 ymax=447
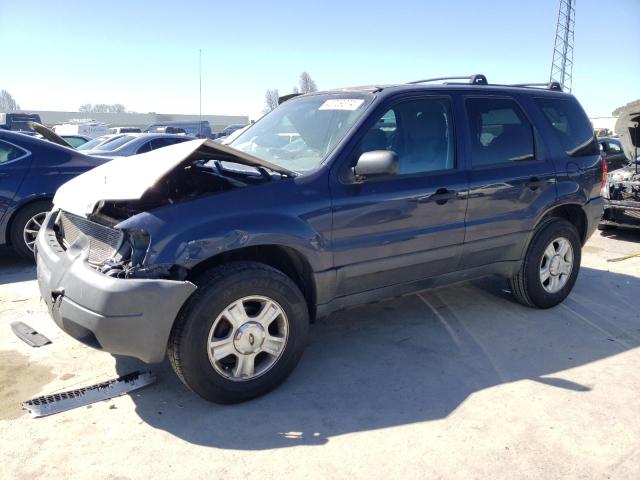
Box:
xmin=53 ymin=138 xmax=296 ymax=218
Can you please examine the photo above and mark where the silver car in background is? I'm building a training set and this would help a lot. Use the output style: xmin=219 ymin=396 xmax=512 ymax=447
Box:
xmin=80 ymin=133 xmax=194 ymax=157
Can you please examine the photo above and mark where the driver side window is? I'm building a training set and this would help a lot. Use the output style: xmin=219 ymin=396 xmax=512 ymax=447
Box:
xmin=361 ymin=98 xmax=455 ymax=175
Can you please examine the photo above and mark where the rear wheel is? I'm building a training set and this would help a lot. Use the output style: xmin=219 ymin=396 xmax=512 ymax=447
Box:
xmin=168 ymin=261 xmax=309 ymax=403
xmin=510 ymin=217 xmax=581 ymax=308
xmin=9 ymin=201 xmax=52 ymax=260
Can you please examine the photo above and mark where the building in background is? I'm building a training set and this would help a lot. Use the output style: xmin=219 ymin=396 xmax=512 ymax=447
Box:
xmin=0 ymin=110 xmax=249 ymax=134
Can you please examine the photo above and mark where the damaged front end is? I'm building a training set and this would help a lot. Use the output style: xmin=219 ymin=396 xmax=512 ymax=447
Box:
xmin=50 ymin=138 xmax=295 ymax=280
xmin=36 ymin=139 xmax=296 ymax=363
xmin=602 ymin=166 xmax=640 ymax=229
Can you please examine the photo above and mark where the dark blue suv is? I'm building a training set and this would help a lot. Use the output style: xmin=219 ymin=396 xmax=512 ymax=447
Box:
xmin=36 ymin=76 xmax=604 ymax=403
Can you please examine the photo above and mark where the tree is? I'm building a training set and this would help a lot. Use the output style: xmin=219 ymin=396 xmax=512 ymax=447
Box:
xmin=79 ymin=103 xmax=92 ymax=113
xmin=299 ymin=72 xmax=318 ymax=94
xmin=292 ymin=86 xmax=300 ymax=94
xmin=110 ymin=103 xmax=126 ymax=113
xmin=0 ymin=90 xmax=20 ymax=111
xmin=263 ymin=89 xmax=280 ymax=114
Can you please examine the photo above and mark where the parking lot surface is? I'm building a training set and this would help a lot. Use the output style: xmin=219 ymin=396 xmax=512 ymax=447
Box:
xmin=1 ymin=229 xmax=640 ymax=479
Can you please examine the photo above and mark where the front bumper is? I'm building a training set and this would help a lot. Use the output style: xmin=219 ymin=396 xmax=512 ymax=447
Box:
xmin=36 ymin=212 xmax=196 ymax=363
xmin=601 ymin=198 xmax=640 ymax=229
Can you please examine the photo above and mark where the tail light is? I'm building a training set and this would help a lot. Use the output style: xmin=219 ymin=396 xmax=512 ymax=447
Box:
xmin=601 ymin=158 xmax=608 ymax=197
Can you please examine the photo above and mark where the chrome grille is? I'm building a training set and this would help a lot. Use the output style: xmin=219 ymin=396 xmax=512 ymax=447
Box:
xmin=59 ymin=211 xmax=123 ymax=265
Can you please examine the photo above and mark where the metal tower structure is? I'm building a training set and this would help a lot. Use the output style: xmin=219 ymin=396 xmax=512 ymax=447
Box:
xmin=550 ymin=0 xmax=576 ymax=92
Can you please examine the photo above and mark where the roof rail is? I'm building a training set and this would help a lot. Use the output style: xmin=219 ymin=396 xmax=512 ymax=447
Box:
xmin=510 ymin=82 xmax=563 ymax=92
xmin=278 ymin=93 xmax=302 ymax=105
xmin=407 ymin=74 xmax=488 ymax=86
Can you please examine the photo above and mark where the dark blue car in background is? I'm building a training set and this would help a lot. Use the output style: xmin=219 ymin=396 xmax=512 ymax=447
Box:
xmin=0 ymin=130 xmax=104 ymax=258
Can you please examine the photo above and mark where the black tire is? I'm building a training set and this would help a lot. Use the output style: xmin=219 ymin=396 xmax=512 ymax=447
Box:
xmin=509 ymin=217 xmax=581 ymax=309
xmin=168 ymin=261 xmax=309 ymax=404
xmin=9 ymin=200 xmax=52 ymax=261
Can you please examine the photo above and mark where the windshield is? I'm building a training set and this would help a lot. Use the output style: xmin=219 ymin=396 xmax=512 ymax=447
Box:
xmin=91 ymin=135 xmax=136 ymax=151
xmin=230 ymin=93 xmax=373 ymax=172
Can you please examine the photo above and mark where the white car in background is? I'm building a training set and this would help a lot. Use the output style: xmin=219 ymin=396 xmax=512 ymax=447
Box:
xmin=53 ymin=120 xmax=110 ymax=138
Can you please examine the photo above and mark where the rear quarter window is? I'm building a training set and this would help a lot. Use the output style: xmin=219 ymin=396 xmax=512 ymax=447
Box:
xmin=0 ymin=140 xmax=28 ymax=164
xmin=534 ymin=97 xmax=598 ymax=157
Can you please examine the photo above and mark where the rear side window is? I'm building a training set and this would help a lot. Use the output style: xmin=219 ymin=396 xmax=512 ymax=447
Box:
xmin=607 ymin=141 xmax=622 ymax=154
xmin=0 ymin=140 xmax=28 ymax=164
xmin=534 ymin=98 xmax=598 ymax=156
xmin=466 ymin=97 xmax=535 ymax=166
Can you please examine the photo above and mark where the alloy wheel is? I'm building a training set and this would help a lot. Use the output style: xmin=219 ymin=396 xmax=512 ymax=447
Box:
xmin=539 ymin=236 xmax=574 ymax=294
xmin=22 ymin=212 xmax=47 ymax=253
xmin=207 ymin=296 xmax=289 ymax=381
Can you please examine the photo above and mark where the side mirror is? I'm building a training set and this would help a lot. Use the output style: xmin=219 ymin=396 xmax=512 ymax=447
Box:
xmin=353 ymin=150 xmax=399 ymax=181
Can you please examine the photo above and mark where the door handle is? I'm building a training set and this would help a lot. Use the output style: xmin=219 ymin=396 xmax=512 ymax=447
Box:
xmin=429 ymin=188 xmax=458 ymax=205
xmin=525 ymin=177 xmax=547 ymax=191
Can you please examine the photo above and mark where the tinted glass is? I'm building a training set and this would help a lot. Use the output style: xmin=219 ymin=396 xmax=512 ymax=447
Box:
xmin=0 ymin=141 xmax=28 ymax=164
xmin=150 ymin=137 xmax=188 ymax=150
xmin=466 ymin=97 xmax=534 ymax=166
xmin=136 ymin=141 xmax=152 ymax=154
xmin=362 ymin=98 xmax=454 ymax=174
xmin=535 ymin=97 xmax=598 ymax=156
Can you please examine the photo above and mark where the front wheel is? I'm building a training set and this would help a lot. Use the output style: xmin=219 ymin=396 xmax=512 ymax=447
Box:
xmin=168 ymin=261 xmax=309 ymax=403
xmin=510 ymin=218 xmax=581 ymax=308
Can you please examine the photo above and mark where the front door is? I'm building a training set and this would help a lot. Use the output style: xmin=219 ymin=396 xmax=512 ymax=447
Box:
xmin=330 ymin=95 xmax=468 ymax=297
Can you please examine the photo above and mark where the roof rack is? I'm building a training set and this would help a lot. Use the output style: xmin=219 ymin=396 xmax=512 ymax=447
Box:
xmin=278 ymin=93 xmax=302 ymax=105
xmin=407 ymin=74 xmax=488 ymax=86
xmin=509 ymin=81 xmax=563 ymax=92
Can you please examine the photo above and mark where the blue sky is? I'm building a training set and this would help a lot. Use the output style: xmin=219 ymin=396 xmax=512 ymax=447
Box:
xmin=1 ymin=0 xmax=638 ymax=120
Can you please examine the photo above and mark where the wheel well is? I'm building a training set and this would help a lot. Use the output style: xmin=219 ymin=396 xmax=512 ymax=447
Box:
xmin=3 ymin=197 xmax=53 ymax=245
xmin=186 ymin=245 xmax=317 ymax=320
xmin=542 ymin=204 xmax=587 ymax=244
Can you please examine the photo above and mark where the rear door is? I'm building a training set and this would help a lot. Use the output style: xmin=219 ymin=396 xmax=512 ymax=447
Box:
xmin=330 ymin=95 xmax=468 ymax=297
xmin=461 ymin=95 xmax=557 ymax=268
xmin=0 ymin=139 xmax=32 ymax=222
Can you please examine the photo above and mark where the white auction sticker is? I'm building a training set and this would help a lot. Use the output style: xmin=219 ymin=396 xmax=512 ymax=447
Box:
xmin=318 ymin=99 xmax=365 ymax=111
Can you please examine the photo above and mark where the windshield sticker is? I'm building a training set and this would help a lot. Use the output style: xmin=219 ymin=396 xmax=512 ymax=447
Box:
xmin=319 ymin=99 xmax=365 ymax=111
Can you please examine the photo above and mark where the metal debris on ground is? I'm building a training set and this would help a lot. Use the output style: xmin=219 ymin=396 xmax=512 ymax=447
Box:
xmin=10 ymin=321 xmax=52 ymax=347
xmin=607 ymin=252 xmax=640 ymax=262
xmin=21 ymin=371 xmax=157 ymax=418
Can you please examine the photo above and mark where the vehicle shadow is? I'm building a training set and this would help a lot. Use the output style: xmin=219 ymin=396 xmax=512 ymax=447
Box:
xmin=0 ymin=247 xmax=36 ymax=285
xmin=599 ymin=226 xmax=640 ymax=242
xmin=115 ymin=266 xmax=640 ymax=450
